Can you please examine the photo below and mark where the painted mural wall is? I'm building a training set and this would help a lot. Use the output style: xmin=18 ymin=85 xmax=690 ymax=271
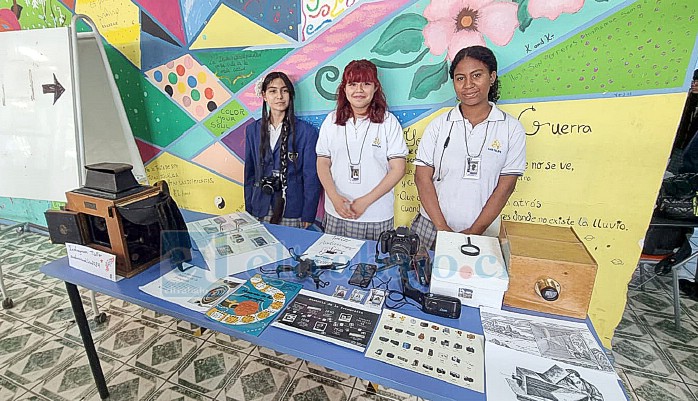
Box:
xmin=1 ymin=0 xmax=697 ymax=348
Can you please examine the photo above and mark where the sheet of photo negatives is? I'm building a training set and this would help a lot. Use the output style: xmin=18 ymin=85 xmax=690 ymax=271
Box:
xmin=366 ymin=310 xmax=484 ymax=393
xmin=272 ymin=289 xmax=384 ymax=351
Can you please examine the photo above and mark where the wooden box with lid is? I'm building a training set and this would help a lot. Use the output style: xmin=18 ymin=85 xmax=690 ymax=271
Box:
xmin=499 ymin=221 xmax=597 ymax=319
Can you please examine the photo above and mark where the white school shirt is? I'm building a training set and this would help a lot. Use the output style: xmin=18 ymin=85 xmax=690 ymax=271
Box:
xmin=269 ymin=123 xmax=282 ymax=149
xmin=414 ymin=104 xmax=526 ymax=235
xmin=316 ymin=111 xmax=408 ymax=222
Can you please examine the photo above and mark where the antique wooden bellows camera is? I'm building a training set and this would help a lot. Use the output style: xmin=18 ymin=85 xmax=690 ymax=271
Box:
xmin=45 ymin=163 xmax=191 ymax=278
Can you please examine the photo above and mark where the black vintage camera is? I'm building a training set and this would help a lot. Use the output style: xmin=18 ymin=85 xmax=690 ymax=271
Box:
xmin=378 ymin=226 xmax=420 ymax=256
xmin=260 ymin=175 xmax=282 ymax=195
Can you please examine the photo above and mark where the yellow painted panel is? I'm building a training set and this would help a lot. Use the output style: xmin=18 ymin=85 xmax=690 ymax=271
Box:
xmin=75 ymin=0 xmax=141 ymax=68
xmin=145 ymin=152 xmax=244 ymax=215
xmin=499 ymin=93 xmax=685 ymax=347
xmin=190 ymin=4 xmax=289 ymax=50
xmin=394 ymin=107 xmax=450 ymax=227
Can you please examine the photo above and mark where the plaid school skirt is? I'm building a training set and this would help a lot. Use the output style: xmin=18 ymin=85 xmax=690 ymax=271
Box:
xmin=260 ymin=210 xmax=304 ymax=229
xmin=323 ymin=214 xmax=394 ymax=241
xmin=410 ymin=213 xmax=438 ymax=250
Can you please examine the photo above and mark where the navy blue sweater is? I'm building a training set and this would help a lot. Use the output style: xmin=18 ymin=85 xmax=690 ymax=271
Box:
xmin=244 ymin=118 xmax=321 ymax=223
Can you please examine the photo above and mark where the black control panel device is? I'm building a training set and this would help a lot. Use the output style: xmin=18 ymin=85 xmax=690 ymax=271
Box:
xmin=421 ymin=293 xmax=462 ymax=319
xmin=399 ymin=263 xmax=461 ymax=319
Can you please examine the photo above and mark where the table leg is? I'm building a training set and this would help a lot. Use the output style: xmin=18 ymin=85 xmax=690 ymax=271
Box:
xmin=671 ymin=266 xmax=681 ymax=331
xmin=65 ymin=282 xmax=109 ymax=399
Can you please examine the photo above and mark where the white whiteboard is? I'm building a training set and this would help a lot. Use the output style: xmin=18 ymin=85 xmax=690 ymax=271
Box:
xmin=0 ymin=16 xmax=145 ymax=202
xmin=0 ymin=27 xmax=79 ymax=201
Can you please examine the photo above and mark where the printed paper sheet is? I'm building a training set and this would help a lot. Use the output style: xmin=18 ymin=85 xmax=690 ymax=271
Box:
xmin=366 ymin=311 xmax=485 ymax=392
xmin=480 ymin=307 xmax=615 ymax=374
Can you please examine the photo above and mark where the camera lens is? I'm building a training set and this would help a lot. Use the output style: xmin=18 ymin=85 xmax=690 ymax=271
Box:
xmin=260 ymin=176 xmax=280 ymax=195
xmin=392 ymin=241 xmax=411 ymax=256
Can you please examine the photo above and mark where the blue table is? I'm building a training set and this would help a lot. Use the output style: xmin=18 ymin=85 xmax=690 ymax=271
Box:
xmin=40 ymin=211 xmax=612 ymax=401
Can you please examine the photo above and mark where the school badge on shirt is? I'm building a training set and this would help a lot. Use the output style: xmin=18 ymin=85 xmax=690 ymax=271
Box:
xmin=371 ymin=136 xmax=381 ymax=148
xmin=487 ymin=140 xmax=502 ymax=154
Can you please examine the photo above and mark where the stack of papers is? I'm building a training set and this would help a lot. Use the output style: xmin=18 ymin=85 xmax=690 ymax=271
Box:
xmin=186 ymin=212 xmax=292 ymax=275
xmin=138 ymin=263 xmax=243 ymax=312
xmin=480 ymin=308 xmax=626 ymax=401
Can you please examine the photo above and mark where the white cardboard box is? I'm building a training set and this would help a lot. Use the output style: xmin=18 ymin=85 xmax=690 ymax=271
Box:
xmin=429 ymin=231 xmax=508 ymax=309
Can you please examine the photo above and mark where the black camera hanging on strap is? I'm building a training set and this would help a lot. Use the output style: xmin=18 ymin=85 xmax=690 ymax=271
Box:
xmin=268 ymin=123 xmax=289 ymax=224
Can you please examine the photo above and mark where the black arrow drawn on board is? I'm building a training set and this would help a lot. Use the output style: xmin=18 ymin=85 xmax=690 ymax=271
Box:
xmin=42 ymin=74 xmax=65 ymax=105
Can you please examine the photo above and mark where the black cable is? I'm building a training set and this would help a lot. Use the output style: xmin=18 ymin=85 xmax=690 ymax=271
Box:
xmin=436 ymin=110 xmax=455 ymax=182
xmin=259 ymin=265 xmax=280 ymax=275
xmin=371 ymin=273 xmax=392 ymax=291
xmin=288 ymin=247 xmax=304 ymax=261
xmin=312 ymin=270 xmax=329 ymax=289
xmin=384 ymin=289 xmax=423 ymax=311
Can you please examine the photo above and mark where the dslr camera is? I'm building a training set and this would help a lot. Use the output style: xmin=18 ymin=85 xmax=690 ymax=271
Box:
xmin=378 ymin=226 xmax=420 ymax=257
xmin=260 ymin=175 xmax=282 ymax=195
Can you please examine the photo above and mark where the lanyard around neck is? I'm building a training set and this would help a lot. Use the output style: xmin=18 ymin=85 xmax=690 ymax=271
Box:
xmin=463 ymin=120 xmax=490 ymax=159
xmin=344 ymin=119 xmax=371 ymax=166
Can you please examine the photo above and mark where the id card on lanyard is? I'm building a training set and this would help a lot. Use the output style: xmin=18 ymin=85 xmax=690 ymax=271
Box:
xmin=349 ymin=164 xmax=361 ymax=184
xmin=464 ymin=157 xmax=481 ymax=180
xmin=463 ymin=119 xmax=489 ymax=181
xmin=345 ymin=120 xmax=371 ymax=185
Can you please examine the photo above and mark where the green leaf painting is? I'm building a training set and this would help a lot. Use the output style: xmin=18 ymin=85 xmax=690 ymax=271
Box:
xmin=371 ymin=13 xmax=427 ymax=56
xmin=409 ymin=60 xmax=449 ymax=100
xmin=515 ymin=0 xmax=533 ymax=33
xmin=370 ymin=48 xmax=430 ymax=69
xmin=314 ymin=66 xmax=340 ymax=101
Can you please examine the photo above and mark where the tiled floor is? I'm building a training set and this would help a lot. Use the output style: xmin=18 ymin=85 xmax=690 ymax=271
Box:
xmin=0 ymin=223 xmax=697 ymax=401
xmin=616 ymin=263 xmax=698 ymax=401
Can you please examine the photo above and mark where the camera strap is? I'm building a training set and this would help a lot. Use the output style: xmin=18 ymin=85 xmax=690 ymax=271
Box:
xmin=270 ymin=123 xmax=289 ymax=224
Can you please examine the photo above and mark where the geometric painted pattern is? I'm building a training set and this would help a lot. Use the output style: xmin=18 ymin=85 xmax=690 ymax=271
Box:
xmin=168 ymin=125 xmax=215 ymax=160
xmin=190 ymin=4 xmax=290 ymax=50
xmin=236 ymin=0 xmax=412 ymax=113
xmin=140 ymin=31 xmax=188 ymax=71
xmin=1 ymin=224 xmax=698 ymax=401
xmin=192 ymin=142 xmax=244 ymax=184
xmin=204 ymin=100 xmax=249 ymax=137
xmin=194 ymin=48 xmax=293 ymax=94
xmin=134 ymin=0 xmax=186 ymax=45
xmin=181 ymin=0 xmax=218 ymax=43
xmin=146 ymin=54 xmax=232 ymax=121
xmin=136 ymin=138 xmax=162 ymax=164
xmin=223 ymin=0 xmax=300 ymax=40
xmin=300 ymin=0 xmax=357 ymax=42
xmin=221 ymin=118 xmax=253 ymax=159
xmin=104 ymin=43 xmax=196 ymax=148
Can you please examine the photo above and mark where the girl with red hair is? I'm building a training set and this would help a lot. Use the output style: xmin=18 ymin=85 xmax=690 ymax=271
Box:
xmin=316 ymin=60 xmax=408 ymax=241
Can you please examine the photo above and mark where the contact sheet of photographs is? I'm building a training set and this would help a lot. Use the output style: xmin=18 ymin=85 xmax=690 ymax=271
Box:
xmin=366 ymin=311 xmax=485 ymax=393
xmin=271 ymin=290 xmax=383 ymax=351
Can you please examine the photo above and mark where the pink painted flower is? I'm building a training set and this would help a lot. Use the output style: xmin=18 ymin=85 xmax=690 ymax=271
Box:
xmin=0 ymin=9 xmax=20 ymax=32
xmin=528 ymin=0 xmax=584 ymax=21
xmin=422 ymin=0 xmax=519 ymax=61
